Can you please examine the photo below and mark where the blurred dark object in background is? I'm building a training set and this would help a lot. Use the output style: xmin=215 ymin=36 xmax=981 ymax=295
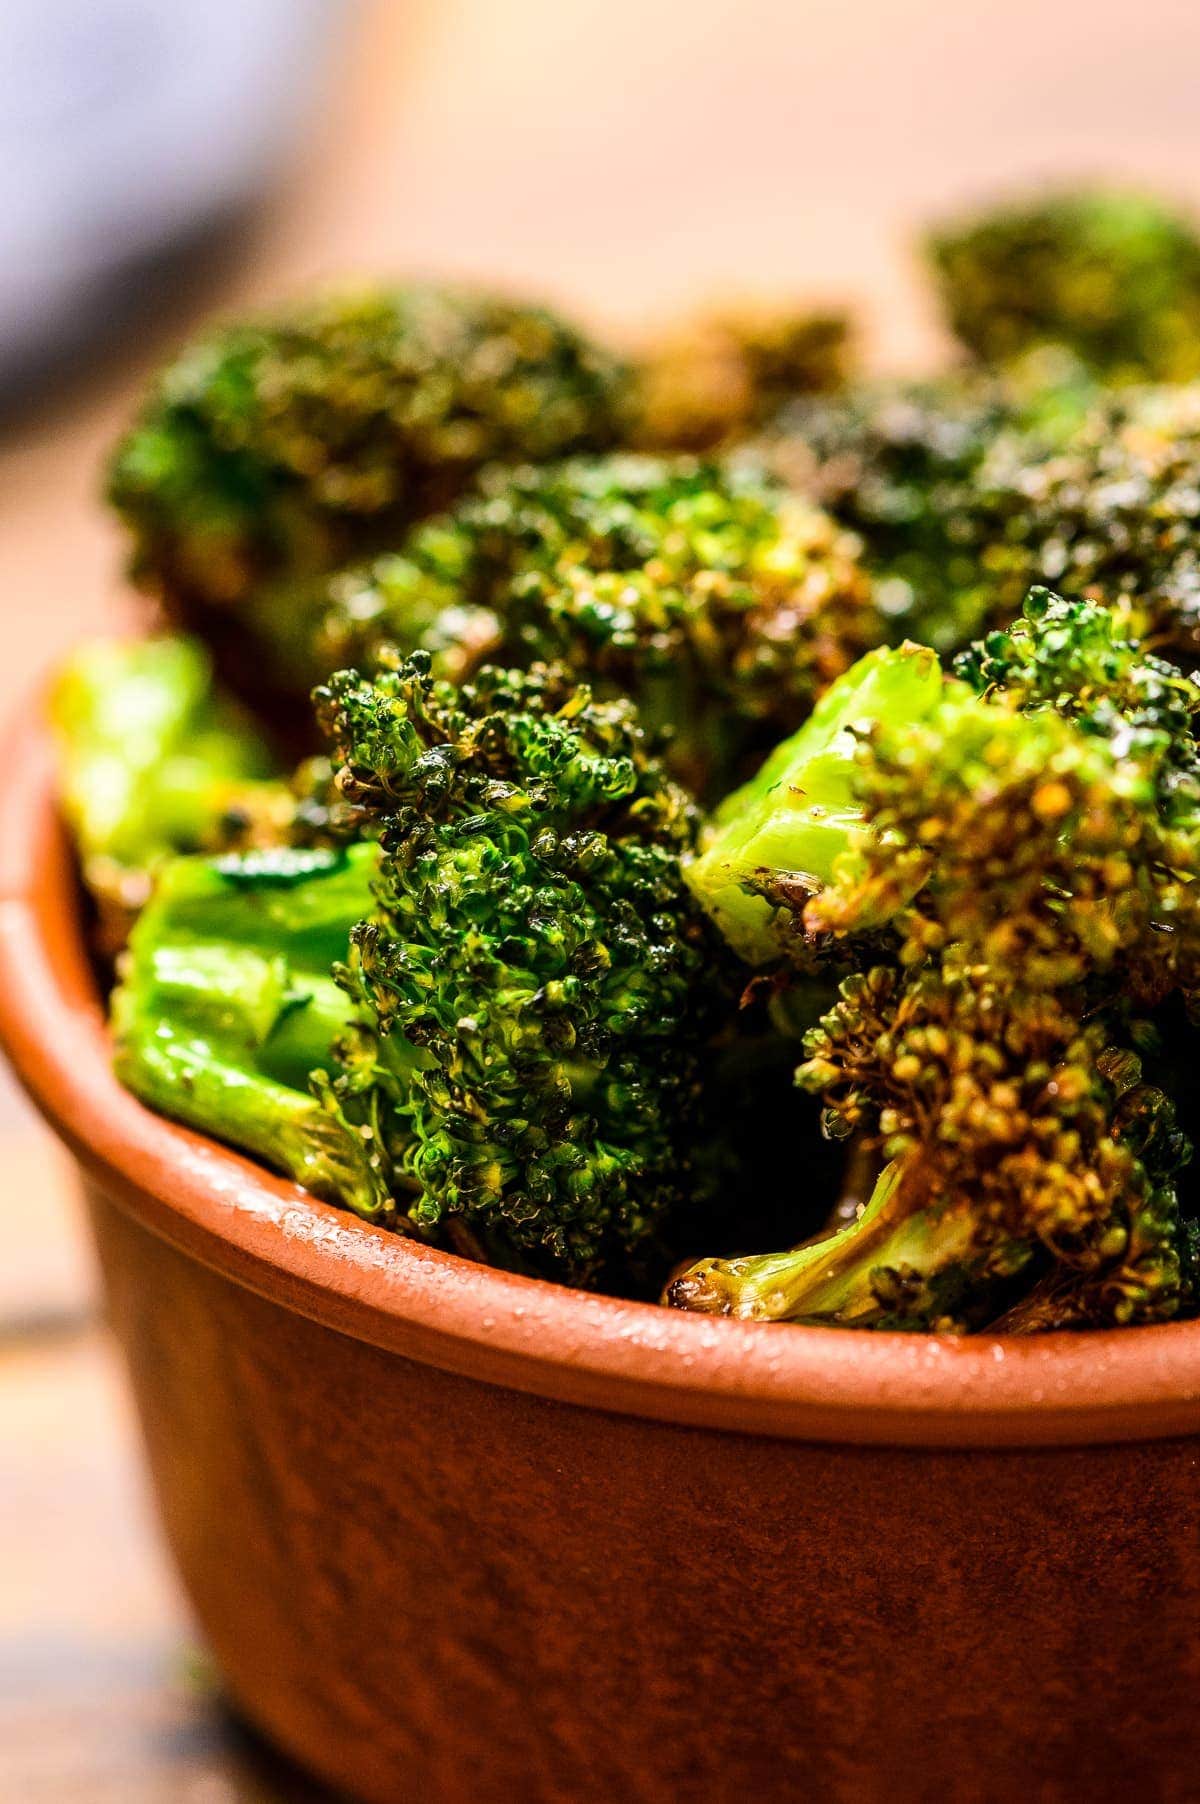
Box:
xmin=0 ymin=1 xmax=346 ymax=404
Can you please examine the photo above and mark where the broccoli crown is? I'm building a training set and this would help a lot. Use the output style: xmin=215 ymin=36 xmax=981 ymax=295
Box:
xmin=316 ymin=652 xmax=725 ymax=1284
xmin=318 ymin=454 xmax=878 ymax=800
xmin=963 ymin=383 xmax=1200 ymax=663
xmin=763 ymin=362 xmax=1095 ymax=653
xmin=928 ymin=189 xmax=1200 ymax=381
xmin=674 ymin=968 xmax=1188 ymax=1329
xmin=806 ymin=676 xmax=1199 ymax=1007
xmin=632 ymin=306 xmax=853 ymax=451
xmin=106 ymin=286 xmax=630 ymax=663
xmin=672 ymin=595 xmax=1200 ymax=1330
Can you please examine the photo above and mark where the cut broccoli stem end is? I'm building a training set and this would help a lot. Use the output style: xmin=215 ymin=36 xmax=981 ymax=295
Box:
xmin=665 ymin=1163 xmax=1026 ymax=1326
xmin=113 ymin=1026 xmax=393 ymax=1222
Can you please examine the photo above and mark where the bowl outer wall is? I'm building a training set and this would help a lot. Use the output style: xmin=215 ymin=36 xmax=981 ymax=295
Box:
xmin=3 ymin=707 xmax=1200 ymax=1449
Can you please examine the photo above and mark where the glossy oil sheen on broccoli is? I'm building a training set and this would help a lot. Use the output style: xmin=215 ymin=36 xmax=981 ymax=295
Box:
xmin=670 ymin=591 xmax=1199 ymax=1331
xmin=315 ymin=454 xmax=878 ymax=800
xmin=107 ymin=286 xmax=631 ymax=701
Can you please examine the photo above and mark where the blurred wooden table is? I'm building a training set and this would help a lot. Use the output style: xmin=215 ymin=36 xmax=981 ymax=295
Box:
xmin=4 ymin=0 xmax=1200 ymax=1795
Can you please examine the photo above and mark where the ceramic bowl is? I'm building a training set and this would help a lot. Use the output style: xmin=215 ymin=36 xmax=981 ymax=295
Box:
xmin=2 ymin=714 xmax=1199 ymax=1804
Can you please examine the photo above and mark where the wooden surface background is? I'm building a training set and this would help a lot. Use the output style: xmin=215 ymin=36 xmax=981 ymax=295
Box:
xmin=4 ymin=0 xmax=1200 ymax=1795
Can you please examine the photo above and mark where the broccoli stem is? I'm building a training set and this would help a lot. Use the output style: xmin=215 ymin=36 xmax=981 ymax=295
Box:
xmin=685 ymin=642 xmax=944 ymax=963
xmin=112 ymin=844 xmax=394 ymax=1221
xmin=665 ymin=1163 xmax=993 ymax=1325
xmin=49 ymin=635 xmax=287 ymax=943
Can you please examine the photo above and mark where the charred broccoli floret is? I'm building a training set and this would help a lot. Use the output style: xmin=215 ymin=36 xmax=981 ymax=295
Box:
xmin=315 ymin=654 xmax=729 ymax=1284
xmin=316 ymin=455 xmax=878 ymax=800
xmin=928 ymin=189 xmax=1200 ymax=381
xmin=963 ymin=383 xmax=1200 ymax=663
xmin=671 ymin=591 xmax=1200 ymax=1330
xmin=107 ymin=287 xmax=631 ymax=702
xmin=763 ymin=359 xmax=1094 ymax=652
xmin=675 ymin=970 xmax=1187 ymax=1329
xmin=632 ymin=305 xmax=853 ymax=451
xmin=112 ymin=653 xmax=734 ymax=1287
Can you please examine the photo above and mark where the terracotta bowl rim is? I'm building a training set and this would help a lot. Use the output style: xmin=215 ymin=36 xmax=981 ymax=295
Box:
xmin=4 ymin=702 xmax=1200 ymax=1448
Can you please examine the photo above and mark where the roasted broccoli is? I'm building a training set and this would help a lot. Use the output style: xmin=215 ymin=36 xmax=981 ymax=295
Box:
xmin=962 ymin=383 xmax=1200 ymax=664
xmin=760 ymin=354 xmax=1098 ymax=654
xmin=71 ymin=216 xmax=1200 ymax=1331
xmin=632 ymin=304 xmax=853 ymax=451
xmin=107 ymin=287 xmax=631 ymax=705
xmin=50 ymin=636 xmax=294 ymax=943
xmin=314 ymin=455 xmax=878 ymax=800
xmin=670 ymin=592 xmax=1199 ymax=1330
xmin=113 ymin=844 xmax=391 ymax=1219
xmin=928 ymin=189 xmax=1200 ymax=381
xmin=315 ymin=654 xmax=730 ymax=1282
xmin=112 ymin=653 xmax=734 ymax=1286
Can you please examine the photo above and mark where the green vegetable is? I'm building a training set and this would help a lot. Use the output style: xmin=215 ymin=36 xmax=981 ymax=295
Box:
xmin=766 ymin=357 xmax=1096 ymax=654
xmin=316 ymin=454 xmax=879 ymax=800
xmin=683 ymin=641 xmax=943 ymax=962
xmin=316 ymin=653 xmax=729 ymax=1284
xmin=50 ymin=636 xmax=284 ymax=937
xmin=113 ymin=844 xmax=391 ymax=1220
xmin=632 ymin=305 xmax=853 ymax=451
xmin=928 ymin=189 xmax=1200 ymax=381
xmin=671 ymin=592 xmax=1199 ymax=1330
xmin=107 ymin=287 xmax=631 ymax=701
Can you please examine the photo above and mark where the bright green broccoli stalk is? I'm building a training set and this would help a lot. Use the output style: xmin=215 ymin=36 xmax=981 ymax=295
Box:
xmin=316 ymin=455 xmax=879 ymax=801
xmin=112 ymin=844 xmax=393 ymax=1220
xmin=50 ymin=636 xmax=296 ymax=943
xmin=106 ymin=287 xmax=631 ymax=706
xmin=683 ymin=641 xmax=944 ymax=964
xmin=671 ymin=591 xmax=1200 ymax=1330
xmin=316 ymin=652 xmax=730 ymax=1285
xmin=927 ymin=189 xmax=1200 ymax=382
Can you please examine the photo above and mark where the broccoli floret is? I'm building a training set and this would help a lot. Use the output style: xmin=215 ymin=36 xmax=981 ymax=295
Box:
xmin=315 ymin=653 xmax=729 ymax=1284
xmin=317 ymin=455 xmax=878 ymax=800
xmin=107 ymin=650 xmax=744 ymax=1285
xmin=107 ymin=287 xmax=631 ymax=704
xmin=112 ymin=844 xmax=392 ymax=1220
xmin=671 ymin=969 xmax=1188 ymax=1329
xmin=671 ymin=592 xmax=1200 ymax=1330
xmin=50 ymin=636 xmax=292 ymax=943
xmin=632 ymin=305 xmax=853 ymax=451
xmin=962 ymin=383 xmax=1200 ymax=664
xmin=763 ymin=360 xmax=1096 ymax=652
xmin=928 ymin=189 xmax=1200 ymax=381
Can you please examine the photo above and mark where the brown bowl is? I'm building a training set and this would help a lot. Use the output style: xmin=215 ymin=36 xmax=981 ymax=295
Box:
xmin=3 ymin=711 xmax=1200 ymax=1804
